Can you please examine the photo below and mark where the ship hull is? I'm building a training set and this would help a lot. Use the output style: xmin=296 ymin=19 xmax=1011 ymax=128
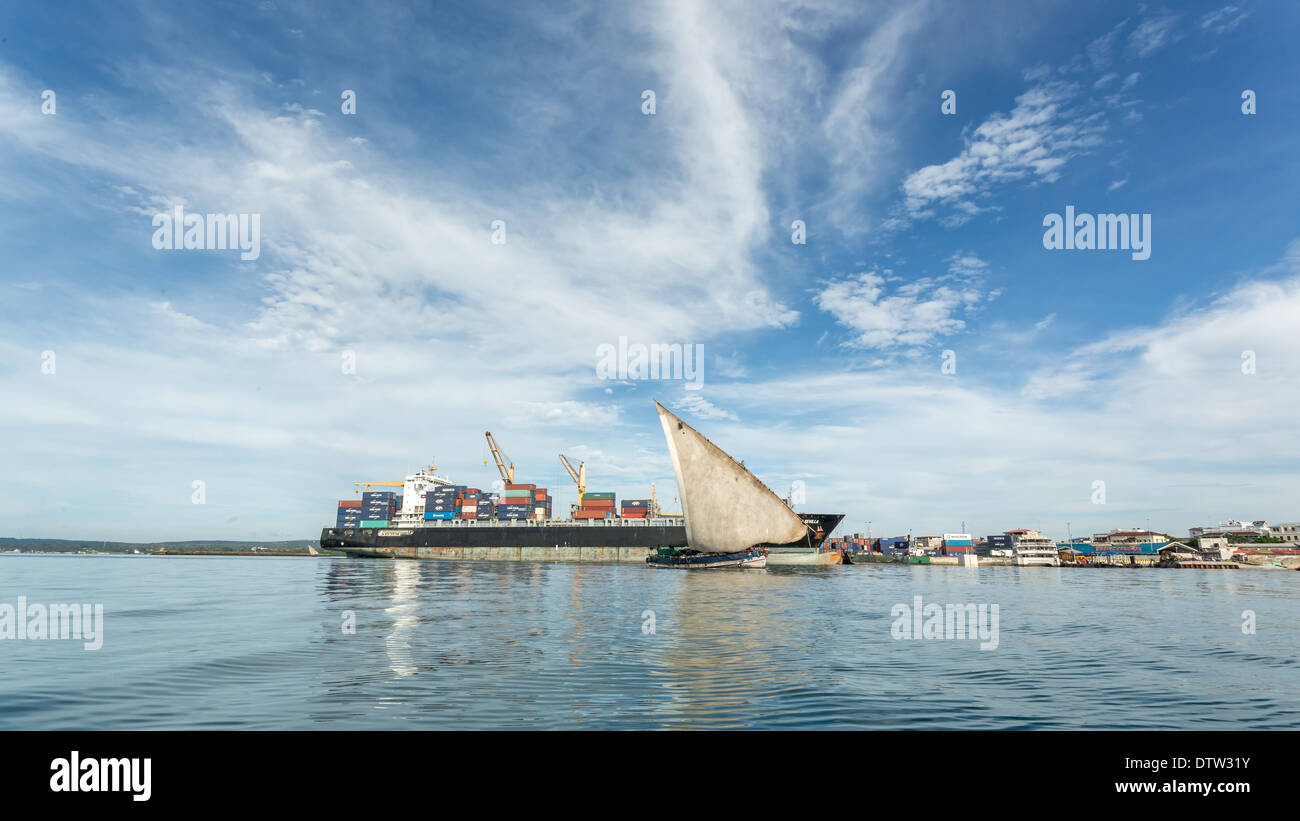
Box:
xmin=320 ymin=513 xmax=843 ymax=564
xmin=766 ymin=548 xmax=844 ymax=565
xmin=646 ymin=549 xmax=767 ymax=569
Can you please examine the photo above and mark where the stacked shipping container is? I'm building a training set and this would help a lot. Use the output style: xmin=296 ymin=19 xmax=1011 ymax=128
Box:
xmin=424 ymin=485 xmax=465 ymax=520
xmin=336 ymin=499 xmax=363 ymax=528
xmin=422 ymin=483 xmax=549 ymax=521
xmin=942 ymin=533 xmax=974 ymax=555
xmin=498 ymin=484 xmax=552 ymax=520
xmin=619 ymin=499 xmax=650 ymax=519
xmin=575 ymin=492 xmax=616 ymax=520
xmin=361 ymin=491 xmax=398 ymax=527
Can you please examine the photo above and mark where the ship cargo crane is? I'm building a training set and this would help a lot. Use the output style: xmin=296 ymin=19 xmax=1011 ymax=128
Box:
xmin=353 ymin=481 xmax=404 ymax=493
xmin=484 ymin=431 xmax=515 ymax=485
xmin=558 ymin=453 xmax=586 ymax=498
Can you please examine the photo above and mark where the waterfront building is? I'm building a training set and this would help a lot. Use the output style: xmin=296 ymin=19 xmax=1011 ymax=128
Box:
xmin=1092 ymin=528 xmax=1171 ymax=545
xmin=1267 ymin=522 xmax=1299 ymax=541
xmin=1188 ymin=520 xmax=1271 ymax=538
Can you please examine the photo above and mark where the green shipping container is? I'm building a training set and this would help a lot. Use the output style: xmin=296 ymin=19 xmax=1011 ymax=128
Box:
xmin=581 ymin=492 xmax=615 ymax=500
xmin=501 ymin=489 xmax=534 ymax=498
xmin=360 ymin=520 xmax=390 ymax=528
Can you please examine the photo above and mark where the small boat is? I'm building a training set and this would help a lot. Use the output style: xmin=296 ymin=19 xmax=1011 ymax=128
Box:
xmin=646 ymin=402 xmax=814 ymax=569
xmin=646 ymin=548 xmax=768 ymax=569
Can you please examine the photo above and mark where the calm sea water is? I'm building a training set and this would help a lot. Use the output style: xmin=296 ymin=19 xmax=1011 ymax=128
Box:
xmin=1 ymin=554 xmax=1296 ymax=730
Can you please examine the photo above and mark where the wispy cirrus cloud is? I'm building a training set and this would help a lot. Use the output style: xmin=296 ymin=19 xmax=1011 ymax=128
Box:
xmin=1200 ymin=5 xmax=1249 ymax=34
xmin=1128 ymin=12 xmax=1181 ymax=58
xmin=901 ymin=81 xmax=1107 ymax=224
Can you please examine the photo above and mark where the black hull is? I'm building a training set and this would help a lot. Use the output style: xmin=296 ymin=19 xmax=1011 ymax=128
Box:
xmin=322 ymin=523 xmax=687 ymax=551
xmin=320 ymin=512 xmax=843 ymax=560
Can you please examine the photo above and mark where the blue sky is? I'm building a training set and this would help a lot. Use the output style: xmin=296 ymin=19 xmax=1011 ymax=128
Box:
xmin=1 ymin=0 xmax=1298 ymax=542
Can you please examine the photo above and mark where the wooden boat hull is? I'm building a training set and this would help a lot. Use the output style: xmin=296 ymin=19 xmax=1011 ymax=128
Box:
xmin=766 ymin=548 xmax=843 ymax=565
xmin=646 ymin=549 xmax=768 ymax=569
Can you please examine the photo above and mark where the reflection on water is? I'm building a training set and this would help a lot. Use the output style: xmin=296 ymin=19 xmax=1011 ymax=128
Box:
xmin=0 ymin=555 xmax=1297 ymax=730
xmin=383 ymin=561 xmax=420 ymax=678
xmin=651 ymin=571 xmax=817 ymax=728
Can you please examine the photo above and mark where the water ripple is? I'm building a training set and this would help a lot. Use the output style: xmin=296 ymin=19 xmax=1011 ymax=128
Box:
xmin=0 ymin=555 xmax=1296 ymax=729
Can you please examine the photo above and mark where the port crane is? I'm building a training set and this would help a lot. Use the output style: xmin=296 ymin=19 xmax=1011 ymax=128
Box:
xmin=352 ymin=463 xmax=441 ymax=493
xmin=352 ymin=481 xmax=404 ymax=493
xmin=558 ymin=453 xmax=586 ymax=498
xmin=484 ymin=431 xmax=515 ymax=485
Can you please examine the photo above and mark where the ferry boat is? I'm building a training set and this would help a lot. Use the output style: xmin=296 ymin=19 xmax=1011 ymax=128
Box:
xmin=1010 ymin=530 xmax=1061 ymax=566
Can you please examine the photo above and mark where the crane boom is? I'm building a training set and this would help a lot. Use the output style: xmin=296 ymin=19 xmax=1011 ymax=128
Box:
xmin=484 ymin=431 xmax=515 ymax=485
xmin=352 ymin=481 xmax=404 ymax=493
xmin=558 ymin=454 xmax=586 ymax=498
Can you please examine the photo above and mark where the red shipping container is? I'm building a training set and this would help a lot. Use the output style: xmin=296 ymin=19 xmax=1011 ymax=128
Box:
xmin=505 ymin=484 xmax=536 ymax=490
xmin=338 ymin=500 xmax=363 ymax=508
xmin=582 ymin=500 xmax=615 ymax=509
xmin=573 ymin=510 xmax=608 ymax=519
xmin=620 ymin=511 xmax=647 ymax=518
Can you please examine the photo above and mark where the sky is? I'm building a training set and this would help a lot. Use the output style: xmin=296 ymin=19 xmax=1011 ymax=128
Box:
xmin=1 ymin=0 xmax=1298 ymax=542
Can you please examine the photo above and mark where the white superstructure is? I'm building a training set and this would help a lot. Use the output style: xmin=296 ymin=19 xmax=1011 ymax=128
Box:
xmin=1010 ymin=530 xmax=1060 ymax=567
xmin=392 ymin=466 xmax=458 ymax=524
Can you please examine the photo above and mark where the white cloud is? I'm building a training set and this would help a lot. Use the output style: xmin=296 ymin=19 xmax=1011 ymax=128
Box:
xmin=712 ymin=352 xmax=748 ymax=378
xmin=1128 ymin=13 xmax=1181 ymax=58
xmin=513 ymin=401 xmax=621 ymax=426
xmin=815 ymin=255 xmax=993 ymax=350
xmin=1200 ymin=5 xmax=1248 ymax=34
xmin=672 ymin=393 xmax=737 ymax=421
xmin=901 ymin=81 xmax=1107 ymax=222
xmin=1086 ymin=19 xmax=1129 ymax=69
xmin=818 ymin=1 xmax=929 ymax=233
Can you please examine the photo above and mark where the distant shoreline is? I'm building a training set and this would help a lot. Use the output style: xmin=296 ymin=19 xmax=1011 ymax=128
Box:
xmin=0 ymin=537 xmax=326 ymax=556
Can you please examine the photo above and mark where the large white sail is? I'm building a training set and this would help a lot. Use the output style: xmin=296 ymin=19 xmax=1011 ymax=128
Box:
xmin=656 ymin=401 xmax=811 ymax=553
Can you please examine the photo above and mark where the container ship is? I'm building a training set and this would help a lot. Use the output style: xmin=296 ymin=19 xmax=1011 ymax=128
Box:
xmin=320 ymin=423 xmax=844 ymax=564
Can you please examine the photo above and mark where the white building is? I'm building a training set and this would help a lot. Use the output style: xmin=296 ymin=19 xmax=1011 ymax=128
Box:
xmin=1270 ymin=522 xmax=1300 ymax=542
xmin=1093 ymin=528 xmax=1170 ymax=544
xmin=1188 ymin=520 xmax=1271 ymax=538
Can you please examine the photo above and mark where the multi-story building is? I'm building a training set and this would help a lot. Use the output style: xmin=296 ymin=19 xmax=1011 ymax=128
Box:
xmin=1188 ymin=520 xmax=1271 ymax=538
xmin=1093 ymin=528 xmax=1171 ymax=544
xmin=1268 ymin=522 xmax=1299 ymax=542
